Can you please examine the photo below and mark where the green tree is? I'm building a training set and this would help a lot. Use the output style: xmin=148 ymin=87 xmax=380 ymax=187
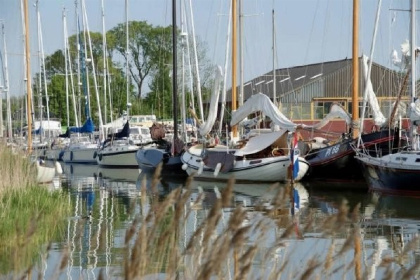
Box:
xmin=107 ymin=21 xmax=173 ymax=100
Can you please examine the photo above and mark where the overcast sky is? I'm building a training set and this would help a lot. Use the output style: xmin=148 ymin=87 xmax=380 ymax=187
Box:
xmin=0 ymin=0 xmax=415 ymax=98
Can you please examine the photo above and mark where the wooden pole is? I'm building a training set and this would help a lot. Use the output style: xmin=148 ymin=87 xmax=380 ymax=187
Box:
xmin=352 ymin=0 xmax=359 ymax=139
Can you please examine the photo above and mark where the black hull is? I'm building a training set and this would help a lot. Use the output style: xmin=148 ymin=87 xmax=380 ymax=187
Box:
xmin=358 ymin=160 xmax=420 ymax=194
xmin=303 ymin=129 xmax=398 ymax=181
xmin=136 ymin=148 xmax=187 ymax=175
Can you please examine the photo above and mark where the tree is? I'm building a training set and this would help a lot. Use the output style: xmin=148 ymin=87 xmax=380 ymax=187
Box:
xmin=107 ymin=21 xmax=173 ymax=99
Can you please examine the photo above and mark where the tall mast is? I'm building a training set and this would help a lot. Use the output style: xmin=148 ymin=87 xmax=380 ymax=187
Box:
xmin=75 ymin=0 xmax=82 ymax=126
xmin=101 ymin=0 xmax=108 ymax=124
xmin=231 ymin=0 xmax=238 ymax=139
xmin=352 ymin=0 xmax=359 ymax=138
xmin=2 ymin=23 xmax=12 ymax=140
xmin=410 ymin=0 xmax=416 ymax=149
xmin=63 ymin=8 xmax=70 ymax=128
xmin=272 ymin=9 xmax=277 ymax=106
xmin=24 ymin=0 xmax=32 ymax=151
xmin=172 ymin=0 xmax=179 ymax=141
xmin=125 ymin=0 xmax=130 ymax=119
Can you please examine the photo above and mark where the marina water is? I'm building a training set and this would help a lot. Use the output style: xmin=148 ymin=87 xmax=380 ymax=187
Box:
xmin=21 ymin=162 xmax=420 ymax=279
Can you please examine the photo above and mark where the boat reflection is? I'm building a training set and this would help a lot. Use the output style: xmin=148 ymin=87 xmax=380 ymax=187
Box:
xmin=96 ymin=167 xmax=141 ymax=183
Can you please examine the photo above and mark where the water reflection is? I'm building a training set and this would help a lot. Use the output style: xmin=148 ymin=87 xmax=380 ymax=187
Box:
xmin=25 ymin=163 xmax=420 ymax=279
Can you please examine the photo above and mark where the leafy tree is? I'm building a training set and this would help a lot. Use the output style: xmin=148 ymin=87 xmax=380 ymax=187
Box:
xmin=107 ymin=21 xmax=173 ymax=99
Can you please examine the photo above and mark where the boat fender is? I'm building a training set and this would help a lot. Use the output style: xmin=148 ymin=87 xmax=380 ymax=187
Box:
xmin=55 ymin=161 xmax=63 ymax=175
xmin=272 ymin=148 xmax=285 ymax=156
xmin=93 ymin=151 xmax=97 ymax=158
xmin=198 ymin=161 xmax=204 ymax=175
xmin=70 ymin=151 xmax=73 ymax=161
xmin=214 ymin=163 xmax=222 ymax=177
xmin=182 ymin=163 xmax=188 ymax=170
xmin=98 ymin=153 xmax=103 ymax=161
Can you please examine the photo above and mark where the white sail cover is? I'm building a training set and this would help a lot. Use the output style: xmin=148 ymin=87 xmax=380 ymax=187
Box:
xmin=230 ymin=92 xmax=351 ymax=131
xmin=199 ymin=66 xmax=223 ymax=136
xmin=362 ymin=55 xmax=386 ymax=126
xmin=234 ymin=129 xmax=287 ymax=156
xmin=311 ymin=103 xmax=352 ymax=129
xmin=230 ymin=93 xmax=297 ymax=131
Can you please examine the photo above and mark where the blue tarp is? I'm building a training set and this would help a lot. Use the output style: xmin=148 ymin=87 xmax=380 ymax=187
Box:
xmin=33 ymin=127 xmax=42 ymax=135
xmin=69 ymin=118 xmax=95 ymax=133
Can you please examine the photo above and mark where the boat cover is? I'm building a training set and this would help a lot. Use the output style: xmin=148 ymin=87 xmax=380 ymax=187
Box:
xmin=235 ymin=129 xmax=287 ymax=156
xmin=230 ymin=92 xmax=352 ymax=131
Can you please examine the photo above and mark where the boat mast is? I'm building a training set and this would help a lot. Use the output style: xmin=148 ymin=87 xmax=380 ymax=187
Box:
xmin=2 ymin=23 xmax=12 ymax=140
xmin=231 ymin=0 xmax=238 ymax=139
xmin=24 ymin=0 xmax=32 ymax=151
xmin=352 ymin=0 xmax=360 ymax=139
xmin=125 ymin=0 xmax=130 ymax=119
xmin=172 ymin=0 xmax=179 ymax=141
xmin=410 ymin=0 xmax=417 ymax=150
xmin=272 ymin=9 xmax=277 ymax=106
xmin=101 ymin=0 xmax=108 ymax=124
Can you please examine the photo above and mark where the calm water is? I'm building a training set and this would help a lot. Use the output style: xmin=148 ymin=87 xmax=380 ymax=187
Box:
xmin=24 ymin=163 xmax=420 ymax=279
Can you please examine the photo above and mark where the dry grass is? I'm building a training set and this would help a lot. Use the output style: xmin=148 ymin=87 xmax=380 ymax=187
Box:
xmin=114 ymin=166 xmax=416 ymax=280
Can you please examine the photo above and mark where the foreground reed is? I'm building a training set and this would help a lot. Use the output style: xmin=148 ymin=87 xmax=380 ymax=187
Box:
xmin=116 ymin=166 xmax=419 ymax=279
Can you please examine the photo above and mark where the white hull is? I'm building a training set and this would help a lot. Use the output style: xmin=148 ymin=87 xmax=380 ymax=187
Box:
xmin=36 ymin=161 xmax=57 ymax=183
xmin=96 ymin=142 xmax=139 ymax=168
xmin=62 ymin=147 xmax=98 ymax=164
xmin=181 ymin=147 xmax=309 ymax=182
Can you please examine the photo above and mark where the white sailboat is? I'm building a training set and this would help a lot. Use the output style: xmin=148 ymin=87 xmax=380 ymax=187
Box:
xmin=63 ymin=0 xmax=104 ymax=164
xmin=354 ymin=0 xmax=420 ymax=193
xmin=96 ymin=0 xmax=139 ymax=168
xmin=180 ymin=0 xmax=309 ymax=183
xmin=22 ymin=0 xmax=57 ymax=183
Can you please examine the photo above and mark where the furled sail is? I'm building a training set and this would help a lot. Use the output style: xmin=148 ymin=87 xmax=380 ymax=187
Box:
xmin=362 ymin=55 xmax=386 ymax=126
xmin=198 ymin=66 xmax=223 ymax=136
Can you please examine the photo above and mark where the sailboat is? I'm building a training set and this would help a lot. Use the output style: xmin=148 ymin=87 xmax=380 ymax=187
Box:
xmin=22 ymin=0 xmax=58 ymax=183
xmin=300 ymin=0 xmax=400 ymax=182
xmin=354 ymin=0 xmax=420 ymax=193
xmin=62 ymin=3 xmax=100 ymax=165
xmin=180 ymin=1 xmax=310 ymax=183
xmin=135 ymin=0 xmax=186 ymax=175
xmin=96 ymin=0 xmax=139 ymax=168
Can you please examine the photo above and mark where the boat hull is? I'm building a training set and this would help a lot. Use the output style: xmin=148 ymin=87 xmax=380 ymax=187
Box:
xmin=136 ymin=146 xmax=185 ymax=175
xmin=181 ymin=148 xmax=309 ymax=182
xmin=303 ymin=129 xmax=399 ymax=181
xmin=356 ymin=152 xmax=420 ymax=194
xmin=62 ymin=147 xmax=98 ymax=164
xmin=36 ymin=162 xmax=56 ymax=183
xmin=96 ymin=145 xmax=139 ymax=168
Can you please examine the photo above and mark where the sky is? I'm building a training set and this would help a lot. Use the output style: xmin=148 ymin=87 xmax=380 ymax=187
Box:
xmin=0 ymin=0 xmax=415 ymax=98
